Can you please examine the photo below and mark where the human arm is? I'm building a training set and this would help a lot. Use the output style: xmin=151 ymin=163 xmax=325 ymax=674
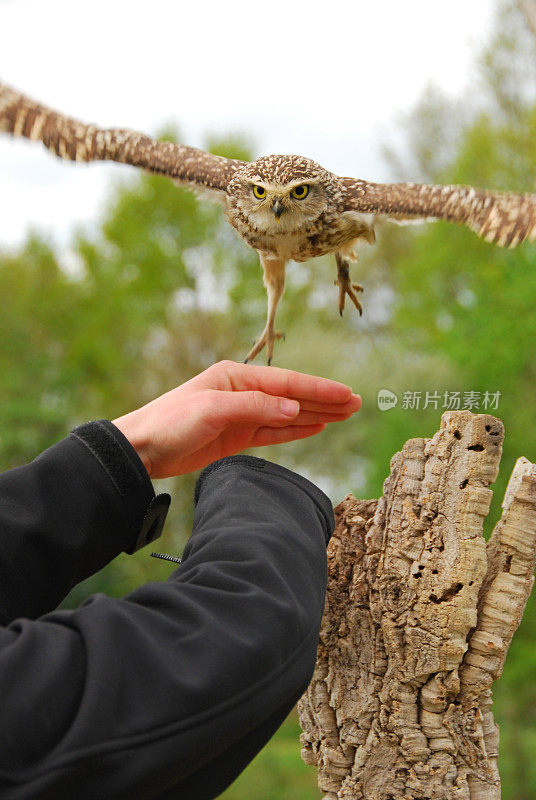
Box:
xmin=0 ymin=456 xmax=334 ymax=800
xmin=0 ymin=360 xmax=359 ymax=624
xmin=0 ymin=360 xmax=360 ymax=798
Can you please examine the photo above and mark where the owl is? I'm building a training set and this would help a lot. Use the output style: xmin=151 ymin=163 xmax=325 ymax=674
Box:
xmin=2 ymin=83 xmax=535 ymax=363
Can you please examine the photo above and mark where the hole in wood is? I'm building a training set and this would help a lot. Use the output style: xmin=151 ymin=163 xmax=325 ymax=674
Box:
xmin=467 ymin=444 xmax=484 ymax=451
xmin=429 ymin=582 xmax=464 ymax=604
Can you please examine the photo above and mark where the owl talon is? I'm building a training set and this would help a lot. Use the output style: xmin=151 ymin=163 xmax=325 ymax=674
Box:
xmin=244 ymin=328 xmax=285 ymax=364
xmin=337 ymin=279 xmax=363 ymax=316
xmin=335 ymin=255 xmax=364 ymax=317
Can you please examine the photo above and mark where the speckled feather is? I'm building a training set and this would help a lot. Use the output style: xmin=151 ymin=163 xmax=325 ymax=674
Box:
xmin=340 ymin=178 xmax=536 ymax=248
xmin=0 ymin=84 xmax=244 ymax=191
xmin=2 ymin=82 xmax=536 ymax=363
xmin=2 ymin=83 xmax=534 ymax=251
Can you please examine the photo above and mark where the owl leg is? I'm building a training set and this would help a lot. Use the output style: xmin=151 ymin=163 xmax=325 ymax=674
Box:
xmin=244 ymin=256 xmax=286 ymax=365
xmin=335 ymin=252 xmax=363 ymax=316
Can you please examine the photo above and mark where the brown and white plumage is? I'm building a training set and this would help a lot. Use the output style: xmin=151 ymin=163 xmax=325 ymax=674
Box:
xmin=2 ymin=83 xmax=535 ymax=362
xmin=0 ymin=83 xmax=244 ymax=194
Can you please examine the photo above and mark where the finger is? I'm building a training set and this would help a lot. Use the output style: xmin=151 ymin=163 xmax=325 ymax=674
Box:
xmin=293 ymin=409 xmax=357 ymax=425
xmin=249 ymin=423 xmax=327 ymax=447
xmin=207 ymin=389 xmax=301 ymax=429
xmin=295 ymin=394 xmax=361 ymax=415
xmin=208 ymin=361 xmax=354 ymax=404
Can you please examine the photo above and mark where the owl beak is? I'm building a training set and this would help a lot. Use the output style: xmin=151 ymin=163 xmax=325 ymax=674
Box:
xmin=271 ymin=198 xmax=285 ymax=221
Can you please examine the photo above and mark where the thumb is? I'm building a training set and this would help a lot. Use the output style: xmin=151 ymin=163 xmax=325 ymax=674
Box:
xmin=216 ymin=390 xmax=300 ymax=427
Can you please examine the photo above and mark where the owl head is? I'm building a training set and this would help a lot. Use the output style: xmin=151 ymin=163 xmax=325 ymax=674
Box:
xmin=226 ymin=154 xmax=338 ymax=234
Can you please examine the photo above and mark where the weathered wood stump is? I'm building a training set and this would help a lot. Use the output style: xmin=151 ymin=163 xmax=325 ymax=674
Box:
xmin=298 ymin=411 xmax=536 ymax=799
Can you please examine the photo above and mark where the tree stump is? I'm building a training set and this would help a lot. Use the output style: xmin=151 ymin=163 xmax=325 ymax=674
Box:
xmin=298 ymin=411 xmax=536 ymax=799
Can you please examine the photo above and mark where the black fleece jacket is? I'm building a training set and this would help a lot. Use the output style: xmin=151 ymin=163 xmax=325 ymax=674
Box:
xmin=0 ymin=420 xmax=334 ymax=799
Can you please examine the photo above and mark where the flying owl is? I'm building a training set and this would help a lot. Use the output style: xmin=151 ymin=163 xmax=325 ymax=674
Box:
xmin=1 ymin=83 xmax=535 ymax=363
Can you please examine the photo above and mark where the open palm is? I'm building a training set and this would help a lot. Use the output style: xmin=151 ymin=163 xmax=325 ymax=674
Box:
xmin=113 ymin=361 xmax=361 ymax=478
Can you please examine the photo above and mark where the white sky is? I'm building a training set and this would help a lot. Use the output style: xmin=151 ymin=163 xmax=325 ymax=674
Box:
xmin=0 ymin=0 xmax=496 ymax=247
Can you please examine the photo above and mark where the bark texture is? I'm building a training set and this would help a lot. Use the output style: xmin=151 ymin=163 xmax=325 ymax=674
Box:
xmin=299 ymin=411 xmax=536 ymax=799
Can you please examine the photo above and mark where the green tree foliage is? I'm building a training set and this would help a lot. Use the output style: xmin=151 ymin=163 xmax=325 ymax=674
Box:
xmin=1 ymin=2 xmax=536 ymax=795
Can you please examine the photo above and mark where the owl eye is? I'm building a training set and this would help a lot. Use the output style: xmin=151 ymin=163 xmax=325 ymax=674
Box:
xmin=290 ymin=184 xmax=309 ymax=200
xmin=253 ymin=185 xmax=266 ymax=199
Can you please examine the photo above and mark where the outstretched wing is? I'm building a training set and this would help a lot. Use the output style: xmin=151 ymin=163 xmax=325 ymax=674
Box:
xmin=341 ymin=178 xmax=536 ymax=248
xmin=0 ymin=83 xmax=246 ymax=194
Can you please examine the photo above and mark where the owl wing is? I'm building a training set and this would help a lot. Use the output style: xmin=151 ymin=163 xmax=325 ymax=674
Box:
xmin=0 ymin=83 xmax=245 ymax=195
xmin=340 ymin=178 xmax=536 ymax=248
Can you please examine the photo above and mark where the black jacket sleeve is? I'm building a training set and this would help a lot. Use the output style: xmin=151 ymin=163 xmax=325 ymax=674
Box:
xmin=0 ymin=433 xmax=334 ymax=799
xmin=0 ymin=420 xmax=170 ymax=624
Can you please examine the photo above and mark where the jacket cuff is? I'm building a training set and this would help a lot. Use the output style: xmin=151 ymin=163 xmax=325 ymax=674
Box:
xmin=71 ymin=420 xmax=170 ymax=553
xmin=194 ymin=455 xmax=335 ymax=545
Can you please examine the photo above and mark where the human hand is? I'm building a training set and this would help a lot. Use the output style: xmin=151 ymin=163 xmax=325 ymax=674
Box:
xmin=113 ymin=360 xmax=361 ymax=479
